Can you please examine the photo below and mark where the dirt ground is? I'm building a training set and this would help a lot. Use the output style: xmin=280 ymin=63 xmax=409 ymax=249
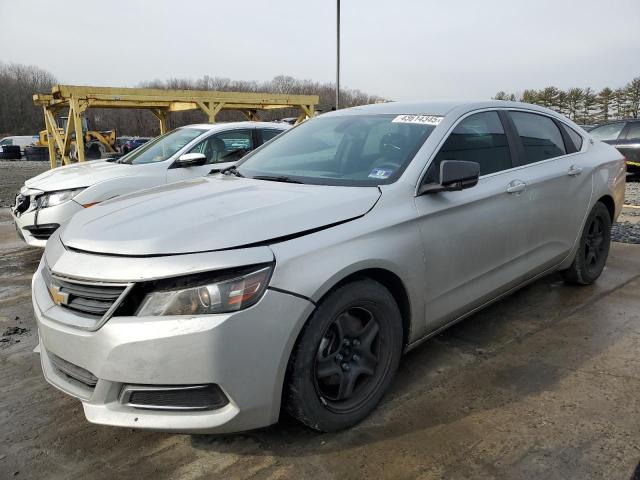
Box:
xmin=1 ymin=206 xmax=640 ymax=480
xmin=0 ymin=161 xmax=49 ymax=207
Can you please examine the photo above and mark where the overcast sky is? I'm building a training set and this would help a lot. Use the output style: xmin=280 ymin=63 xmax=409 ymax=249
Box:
xmin=1 ymin=0 xmax=639 ymax=101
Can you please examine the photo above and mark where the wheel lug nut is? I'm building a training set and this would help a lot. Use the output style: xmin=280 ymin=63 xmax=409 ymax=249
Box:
xmin=343 ymin=338 xmax=351 ymax=346
xmin=352 ymin=354 xmax=360 ymax=362
xmin=353 ymin=339 xmax=360 ymax=347
xmin=341 ymin=362 xmax=350 ymax=371
xmin=336 ymin=353 xmax=343 ymax=361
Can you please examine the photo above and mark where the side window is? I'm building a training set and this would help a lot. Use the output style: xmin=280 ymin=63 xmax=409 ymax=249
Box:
xmin=589 ymin=122 xmax=625 ymax=142
xmin=190 ymin=129 xmax=254 ymax=164
xmin=427 ymin=111 xmax=511 ymax=182
xmin=0 ymin=138 xmax=12 ymax=146
xmin=624 ymin=122 xmax=640 ymax=141
xmin=510 ymin=112 xmax=566 ymax=164
xmin=261 ymin=129 xmax=283 ymax=143
xmin=564 ymin=125 xmax=583 ymax=151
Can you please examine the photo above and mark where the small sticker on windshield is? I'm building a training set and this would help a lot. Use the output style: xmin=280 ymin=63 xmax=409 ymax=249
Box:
xmin=368 ymin=168 xmax=393 ymax=179
xmin=392 ymin=114 xmax=443 ymax=125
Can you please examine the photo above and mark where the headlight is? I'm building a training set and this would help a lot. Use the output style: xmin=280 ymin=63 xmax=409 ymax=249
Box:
xmin=39 ymin=188 xmax=85 ymax=208
xmin=136 ymin=265 xmax=273 ymax=316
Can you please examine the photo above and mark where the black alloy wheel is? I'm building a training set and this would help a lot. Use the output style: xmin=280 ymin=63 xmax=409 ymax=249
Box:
xmin=563 ymin=201 xmax=612 ymax=285
xmin=285 ymin=279 xmax=403 ymax=431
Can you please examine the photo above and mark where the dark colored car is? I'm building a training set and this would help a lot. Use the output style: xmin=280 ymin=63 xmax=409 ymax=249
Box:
xmin=589 ymin=119 xmax=640 ymax=174
xmin=121 ymin=137 xmax=151 ymax=154
xmin=115 ymin=136 xmax=132 ymax=153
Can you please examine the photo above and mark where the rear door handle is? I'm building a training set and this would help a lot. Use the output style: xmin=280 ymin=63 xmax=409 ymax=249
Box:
xmin=568 ymin=165 xmax=583 ymax=176
xmin=506 ymin=180 xmax=527 ymax=194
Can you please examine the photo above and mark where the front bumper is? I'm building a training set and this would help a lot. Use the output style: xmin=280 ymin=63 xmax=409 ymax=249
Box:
xmin=12 ymin=200 xmax=83 ymax=247
xmin=32 ymin=260 xmax=315 ymax=434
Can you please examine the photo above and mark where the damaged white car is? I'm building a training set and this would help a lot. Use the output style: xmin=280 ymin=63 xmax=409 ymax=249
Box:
xmin=12 ymin=122 xmax=287 ymax=246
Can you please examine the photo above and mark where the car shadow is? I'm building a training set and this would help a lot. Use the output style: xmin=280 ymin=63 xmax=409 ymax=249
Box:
xmin=190 ymin=266 xmax=637 ymax=461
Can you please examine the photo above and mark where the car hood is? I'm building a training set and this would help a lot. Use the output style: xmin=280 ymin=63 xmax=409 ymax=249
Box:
xmin=60 ymin=175 xmax=381 ymax=256
xmin=24 ymin=159 xmax=135 ymax=191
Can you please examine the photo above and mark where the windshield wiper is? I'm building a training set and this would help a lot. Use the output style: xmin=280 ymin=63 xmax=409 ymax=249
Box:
xmin=252 ymin=175 xmax=303 ymax=184
xmin=216 ymin=165 xmax=244 ymax=177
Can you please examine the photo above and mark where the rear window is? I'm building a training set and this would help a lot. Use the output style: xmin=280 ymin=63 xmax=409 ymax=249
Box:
xmin=624 ymin=122 xmax=640 ymax=141
xmin=589 ymin=122 xmax=625 ymax=142
xmin=510 ymin=112 xmax=566 ymax=164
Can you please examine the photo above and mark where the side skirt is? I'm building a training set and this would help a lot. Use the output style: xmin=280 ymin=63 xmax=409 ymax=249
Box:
xmin=404 ymin=263 xmax=561 ymax=353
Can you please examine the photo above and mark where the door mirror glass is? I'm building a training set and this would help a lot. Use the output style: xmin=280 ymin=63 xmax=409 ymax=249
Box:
xmin=419 ymin=160 xmax=480 ymax=195
xmin=176 ymin=153 xmax=207 ymax=167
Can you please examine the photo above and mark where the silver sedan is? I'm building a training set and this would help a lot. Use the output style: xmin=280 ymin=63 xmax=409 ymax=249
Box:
xmin=32 ymin=101 xmax=625 ymax=433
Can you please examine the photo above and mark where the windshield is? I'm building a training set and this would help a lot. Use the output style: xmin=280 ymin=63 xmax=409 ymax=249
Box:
xmin=237 ymin=114 xmax=437 ymax=186
xmin=119 ymin=128 xmax=206 ymax=165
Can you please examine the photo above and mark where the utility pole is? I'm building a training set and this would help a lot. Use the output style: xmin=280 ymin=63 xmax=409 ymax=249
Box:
xmin=336 ymin=0 xmax=340 ymax=110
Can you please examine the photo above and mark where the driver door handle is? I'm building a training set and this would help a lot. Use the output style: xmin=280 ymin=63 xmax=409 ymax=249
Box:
xmin=568 ymin=165 xmax=583 ymax=176
xmin=506 ymin=180 xmax=527 ymax=194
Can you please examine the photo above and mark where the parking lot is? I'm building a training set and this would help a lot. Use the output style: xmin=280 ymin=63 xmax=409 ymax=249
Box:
xmin=1 ymin=174 xmax=640 ymax=479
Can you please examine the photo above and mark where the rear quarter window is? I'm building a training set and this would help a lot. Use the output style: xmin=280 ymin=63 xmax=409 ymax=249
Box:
xmin=564 ymin=126 xmax=583 ymax=151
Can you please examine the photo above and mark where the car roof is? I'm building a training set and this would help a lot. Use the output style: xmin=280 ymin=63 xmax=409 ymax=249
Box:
xmin=324 ymin=100 xmax=567 ymax=120
xmin=179 ymin=121 xmax=289 ymax=131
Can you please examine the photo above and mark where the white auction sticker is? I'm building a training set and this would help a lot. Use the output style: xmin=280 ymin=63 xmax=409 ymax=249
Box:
xmin=392 ymin=114 xmax=443 ymax=126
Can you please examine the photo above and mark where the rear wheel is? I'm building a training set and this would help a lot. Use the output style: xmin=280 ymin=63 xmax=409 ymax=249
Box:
xmin=563 ymin=201 xmax=612 ymax=285
xmin=285 ymin=279 xmax=402 ymax=432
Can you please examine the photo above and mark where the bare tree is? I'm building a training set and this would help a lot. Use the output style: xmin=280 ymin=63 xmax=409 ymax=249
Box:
xmin=0 ymin=62 xmax=57 ymax=135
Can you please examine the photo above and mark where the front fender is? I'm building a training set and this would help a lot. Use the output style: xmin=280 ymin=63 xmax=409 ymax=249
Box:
xmin=268 ymin=192 xmax=427 ymax=342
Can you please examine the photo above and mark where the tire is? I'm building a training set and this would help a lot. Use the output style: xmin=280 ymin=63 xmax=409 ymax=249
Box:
xmin=86 ymin=143 xmax=106 ymax=160
xmin=24 ymin=146 xmax=48 ymax=161
xmin=563 ymin=201 xmax=612 ymax=285
xmin=285 ymin=278 xmax=403 ymax=432
xmin=0 ymin=145 xmax=21 ymax=160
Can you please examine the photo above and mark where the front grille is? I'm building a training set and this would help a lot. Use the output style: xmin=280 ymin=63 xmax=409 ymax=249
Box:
xmin=121 ymin=384 xmax=229 ymax=411
xmin=48 ymin=351 xmax=98 ymax=389
xmin=24 ymin=223 xmax=59 ymax=240
xmin=42 ymin=266 xmax=130 ymax=326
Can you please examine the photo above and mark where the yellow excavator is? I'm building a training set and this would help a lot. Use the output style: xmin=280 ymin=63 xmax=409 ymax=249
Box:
xmin=33 ymin=116 xmax=116 ymax=161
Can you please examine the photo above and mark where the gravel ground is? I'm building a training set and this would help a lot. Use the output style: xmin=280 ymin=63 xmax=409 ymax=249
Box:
xmin=626 ymin=177 xmax=640 ymax=206
xmin=0 ymin=160 xmax=49 ymax=207
xmin=612 ymin=221 xmax=640 ymax=244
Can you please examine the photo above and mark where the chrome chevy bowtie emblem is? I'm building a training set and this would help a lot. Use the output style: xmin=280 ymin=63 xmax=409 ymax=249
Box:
xmin=48 ymin=285 xmax=69 ymax=306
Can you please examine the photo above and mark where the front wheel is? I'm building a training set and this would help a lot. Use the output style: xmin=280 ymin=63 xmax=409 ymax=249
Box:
xmin=285 ymin=279 xmax=403 ymax=432
xmin=563 ymin=201 xmax=612 ymax=285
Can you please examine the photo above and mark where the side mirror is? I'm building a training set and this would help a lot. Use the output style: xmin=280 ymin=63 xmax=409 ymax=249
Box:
xmin=419 ymin=160 xmax=480 ymax=195
xmin=176 ymin=153 xmax=207 ymax=167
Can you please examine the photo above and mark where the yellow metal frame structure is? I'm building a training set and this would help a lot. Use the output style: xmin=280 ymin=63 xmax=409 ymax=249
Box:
xmin=34 ymin=85 xmax=318 ymax=168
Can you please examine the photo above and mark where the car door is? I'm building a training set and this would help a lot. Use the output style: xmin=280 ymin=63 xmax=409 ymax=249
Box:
xmin=166 ymin=128 xmax=255 ymax=183
xmin=414 ymin=110 xmax=535 ymax=329
xmin=617 ymin=121 xmax=640 ymax=165
xmin=504 ymin=111 xmax=592 ymax=270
